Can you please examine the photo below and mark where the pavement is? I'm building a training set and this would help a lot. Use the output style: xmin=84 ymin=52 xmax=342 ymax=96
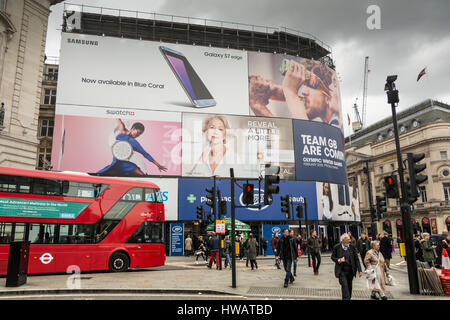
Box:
xmin=0 ymin=251 xmax=449 ymax=300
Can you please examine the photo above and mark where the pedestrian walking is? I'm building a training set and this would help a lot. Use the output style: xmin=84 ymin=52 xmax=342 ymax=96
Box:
xmin=246 ymin=234 xmax=259 ymax=270
xmin=244 ymin=233 xmax=252 ymax=267
xmin=207 ymin=232 xmax=220 ymax=269
xmin=356 ymin=231 xmax=371 ymax=269
xmin=205 ymin=235 xmax=212 ymax=261
xmin=290 ymin=230 xmax=299 ymax=277
xmin=194 ymin=236 xmax=207 ymax=264
xmin=224 ymin=235 xmax=233 ymax=269
xmin=261 ymin=236 xmax=268 ymax=256
xmin=271 ymin=232 xmax=281 ymax=269
xmin=348 ymin=231 xmax=357 ymax=248
xmin=239 ymin=237 xmax=245 ymax=261
xmin=414 ymin=233 xmax=424 ymax=262
xmin=331 ymin=233 xmax=362 ymax=300
xmin=364 ymin=240 xmax=389 ymax=300
xmin=380 ymin=232 xmax=392 ymax=269
xmin=421 ymin=232 xmax=437 ymax=268
xmin=307 ymin=230 xmax=322 ymax=275
xmin=442 ymin=233 xmax=450 ymax=257
xmin=277 ymin=229 xmax=298 ymax=288
xmin=185 ymin=234 xmax=193 ymax=256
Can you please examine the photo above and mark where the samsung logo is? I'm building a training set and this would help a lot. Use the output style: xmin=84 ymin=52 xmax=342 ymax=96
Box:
xmin=67 ymin=38 xmax=98 ymax=46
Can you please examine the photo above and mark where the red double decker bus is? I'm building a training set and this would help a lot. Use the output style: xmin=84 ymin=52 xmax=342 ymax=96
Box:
xmin=0 ymin=167 xmax=165 ymax=275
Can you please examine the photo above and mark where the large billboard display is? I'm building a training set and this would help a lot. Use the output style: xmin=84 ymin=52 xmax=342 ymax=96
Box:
xmin=51 ymin=107 xmax=181 ymax=176
xmin=181 ymin=113 xmax=295 ymax=179
xmin=248 ymin=52 xmax=343 ymax=130
xmin=53 ymin=30 xmax=353 ymax=222
xmin=178 ymin=178 xmax=318 ymax=221
xmin=315 ymin=182 xmax=361 ymax=222
xmin=57 ymin=33 xmax=249 ymax=116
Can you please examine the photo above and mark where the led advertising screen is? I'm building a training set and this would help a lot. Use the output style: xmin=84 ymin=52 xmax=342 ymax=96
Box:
xmin=181 ymin=113 xmax=295 ymax=179
xmin=57 ymin=33 xmax=249 ymax=116
xmin=316 ymin=182 xmax=361 ymax=222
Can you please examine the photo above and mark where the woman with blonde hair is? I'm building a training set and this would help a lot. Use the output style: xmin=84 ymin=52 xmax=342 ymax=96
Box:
xmin=187 ymin=115 xmax=234 ymax=176
xmin=364 ymin=240 xmax=389 ymax=300
xmin=421 ymin=232 xmax=437 ymax=268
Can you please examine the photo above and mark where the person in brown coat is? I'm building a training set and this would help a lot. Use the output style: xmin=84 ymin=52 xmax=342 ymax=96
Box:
xmin=364 ymin=240 xmax=389 ymax=300
xmin=246 ymin=235 xmax=259 ymax=270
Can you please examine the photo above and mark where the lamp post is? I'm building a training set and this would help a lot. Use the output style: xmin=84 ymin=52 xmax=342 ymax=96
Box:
xmin=384 ymin=75 xmax=419 ymax=294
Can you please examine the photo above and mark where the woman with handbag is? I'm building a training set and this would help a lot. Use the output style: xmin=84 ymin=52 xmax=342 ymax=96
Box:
xmin=364 ymin=240 xmax=389 ymax=300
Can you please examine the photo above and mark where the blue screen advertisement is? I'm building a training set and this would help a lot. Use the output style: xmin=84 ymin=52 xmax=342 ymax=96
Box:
xmin=178 ymin=178 xmax=318 ymax=221
xmin=293 ymin=120 xmax=348 ymax=185
xmin=262 ymin=224 xmax=290 ymax=256
xmin=170 ymin=223 xmax=184 ymax=256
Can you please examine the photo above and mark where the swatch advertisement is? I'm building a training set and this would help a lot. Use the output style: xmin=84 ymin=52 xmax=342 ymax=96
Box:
xmin=51 ymin=107 xmax=182 ymax=177
xmin=316 ymin=182 xmax=360 ymax=222
xmin=57 ymin=33 xmax=249 ymax=116
xmin=181 ymin=113 xmax=295 ymax=179
xmin=248 ymin=51 xmax=343 ymax=130
xmin=293 ymin=119 xmax=347 ymax=184
xmin=178 ymin=178 xmax=318 ymax=221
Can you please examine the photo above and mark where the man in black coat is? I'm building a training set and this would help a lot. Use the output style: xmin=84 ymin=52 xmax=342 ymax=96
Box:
xmin=331 ymin=233 xmax=362 ymax=300
xmin=276 ymin=229 xmax=298 ymax=288
xmin=356 ymin=231 xmax=371 ymax=269
xmin=380 ymin=232 xmax=393 ymax=269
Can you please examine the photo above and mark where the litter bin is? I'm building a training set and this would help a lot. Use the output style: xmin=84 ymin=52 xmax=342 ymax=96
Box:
xmin=6 ymin=241 xmax=30 ymax=287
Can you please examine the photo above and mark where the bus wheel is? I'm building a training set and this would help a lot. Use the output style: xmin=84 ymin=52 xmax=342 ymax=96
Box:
xmin=109 ymin=252 xmax=130 ymax=272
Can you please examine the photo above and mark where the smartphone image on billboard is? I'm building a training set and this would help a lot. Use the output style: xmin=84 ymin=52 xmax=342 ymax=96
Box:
xmin=159 ymin=46 xmax=216 ymax=108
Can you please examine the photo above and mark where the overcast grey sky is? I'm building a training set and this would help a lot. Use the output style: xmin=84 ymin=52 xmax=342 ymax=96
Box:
xmin=45 ymin=0 xmax=450 ymax=137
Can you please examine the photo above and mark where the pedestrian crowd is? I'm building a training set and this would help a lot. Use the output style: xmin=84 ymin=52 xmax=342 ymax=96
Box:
xmin=186 ymin=228 xmax=449 ymax=300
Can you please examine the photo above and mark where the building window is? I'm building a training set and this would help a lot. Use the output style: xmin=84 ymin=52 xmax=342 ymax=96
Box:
xmin=43 ymin=89 xmax=56 ymax=105
xmin=39 ymin=119 xmax=54 ymax=137
xmin=379 ymin=166 xmax=383 ymax=174
xmin=444 ymin=183 xmax=450 ymax=202
xmin=419 ymin=186 xmax=427 ymax=203
xmin=45 ymin=67 xmax=58 ymax=81
xmin=0 ymin=0 xmax=6 ymax=11
xmin=440 ymin=151 xmax=448 ymax=160
xmin=37 ymin=147 xmax=52 ymax=170
xmin=443 ymin=169 xmax=449 ymax=177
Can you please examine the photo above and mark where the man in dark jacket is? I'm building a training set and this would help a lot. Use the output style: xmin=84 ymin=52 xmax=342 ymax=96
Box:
xmin=331 ymin=233 xmax=362 ymax=300
xmin=356 ymin=231 xmax=371 ymax=269
xmin=380 ymin=232 xmax=393 ymax=269
xmin=208 ymin=232 xmax=220 ymax=269
xmin=271 ymin=232 xmax=281 ymax=269
xmin=414 ymin=233 xmax=424 ymax=262
xmin=307 ymin=230 xmax=322 ymax=275
xmin=276 ymin=229 xmax=298 ymax=287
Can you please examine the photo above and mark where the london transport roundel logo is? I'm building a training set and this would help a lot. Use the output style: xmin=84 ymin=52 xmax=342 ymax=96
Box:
xmin=39 ymin=253 xmax=54 ymax=264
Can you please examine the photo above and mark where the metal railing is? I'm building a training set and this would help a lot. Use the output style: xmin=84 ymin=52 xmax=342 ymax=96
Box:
xmin=63 ymin=2 xmax=333 ymax=55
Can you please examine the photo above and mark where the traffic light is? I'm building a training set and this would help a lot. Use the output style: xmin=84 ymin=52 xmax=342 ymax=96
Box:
xmin=243 ymin=183 xmax=254 ymax=205
xmin=281 ymin=195 xmax=290 ymax=219
xmin=376 ymin=195 xmax=386 ymax=220
xmin=406 ymin=153 xmax=427 ymax=202
xmin=404 ymin=180 xmax=418 ymax=204
xmin=205 ymin=187 xmax=216 ymax=211
xmin=384 ymin=175 xmax=399 ymax=199
xmin=216 ymin=189 xmax=226 ymax=219
xmin=196 ymin=206 xmax=203 ymax=221
xmin=296 ymin=205 xmax=303 ymax=219
xmin=264 ymin=165 xmax=280 ymax=205
xmin=206 ymin=212 xmax=213 ymax=224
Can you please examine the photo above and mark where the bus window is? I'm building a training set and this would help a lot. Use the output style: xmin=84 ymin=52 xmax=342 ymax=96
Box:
xmin=72 ymin=225 xmax=93 ymax=244
xmin=58 ymin=224 xmax=72 ymax=244
xmin=29 ymin=224 xmax=56 ymax=244
xmin=13 ymin=223 xmax=27 ymax=242
xmin=32 ymin=178 xmax=61 ymax=196
xmin=144 ymin=188 xmax=156 ymax=202
xmin=62 ymin=181 xmax=96 ymax=198
xmin=126 ymin=222 xmax=164 ymax=244
xmin=122 ymin=188 xmax=143 ymax=202
xmin=0 ymin=175 xmax=18 ymax=192
xmin=0 ymin=222 xmax=12 ymax=243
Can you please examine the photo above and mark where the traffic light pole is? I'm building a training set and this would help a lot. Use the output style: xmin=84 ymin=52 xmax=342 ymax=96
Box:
xmin=387 ymin=78 xmax=419 ymax=294
xmin=364 ymin=160 xmax=377 ymax=240
xmin=230 ymin=169 xmax=236 ymax=288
